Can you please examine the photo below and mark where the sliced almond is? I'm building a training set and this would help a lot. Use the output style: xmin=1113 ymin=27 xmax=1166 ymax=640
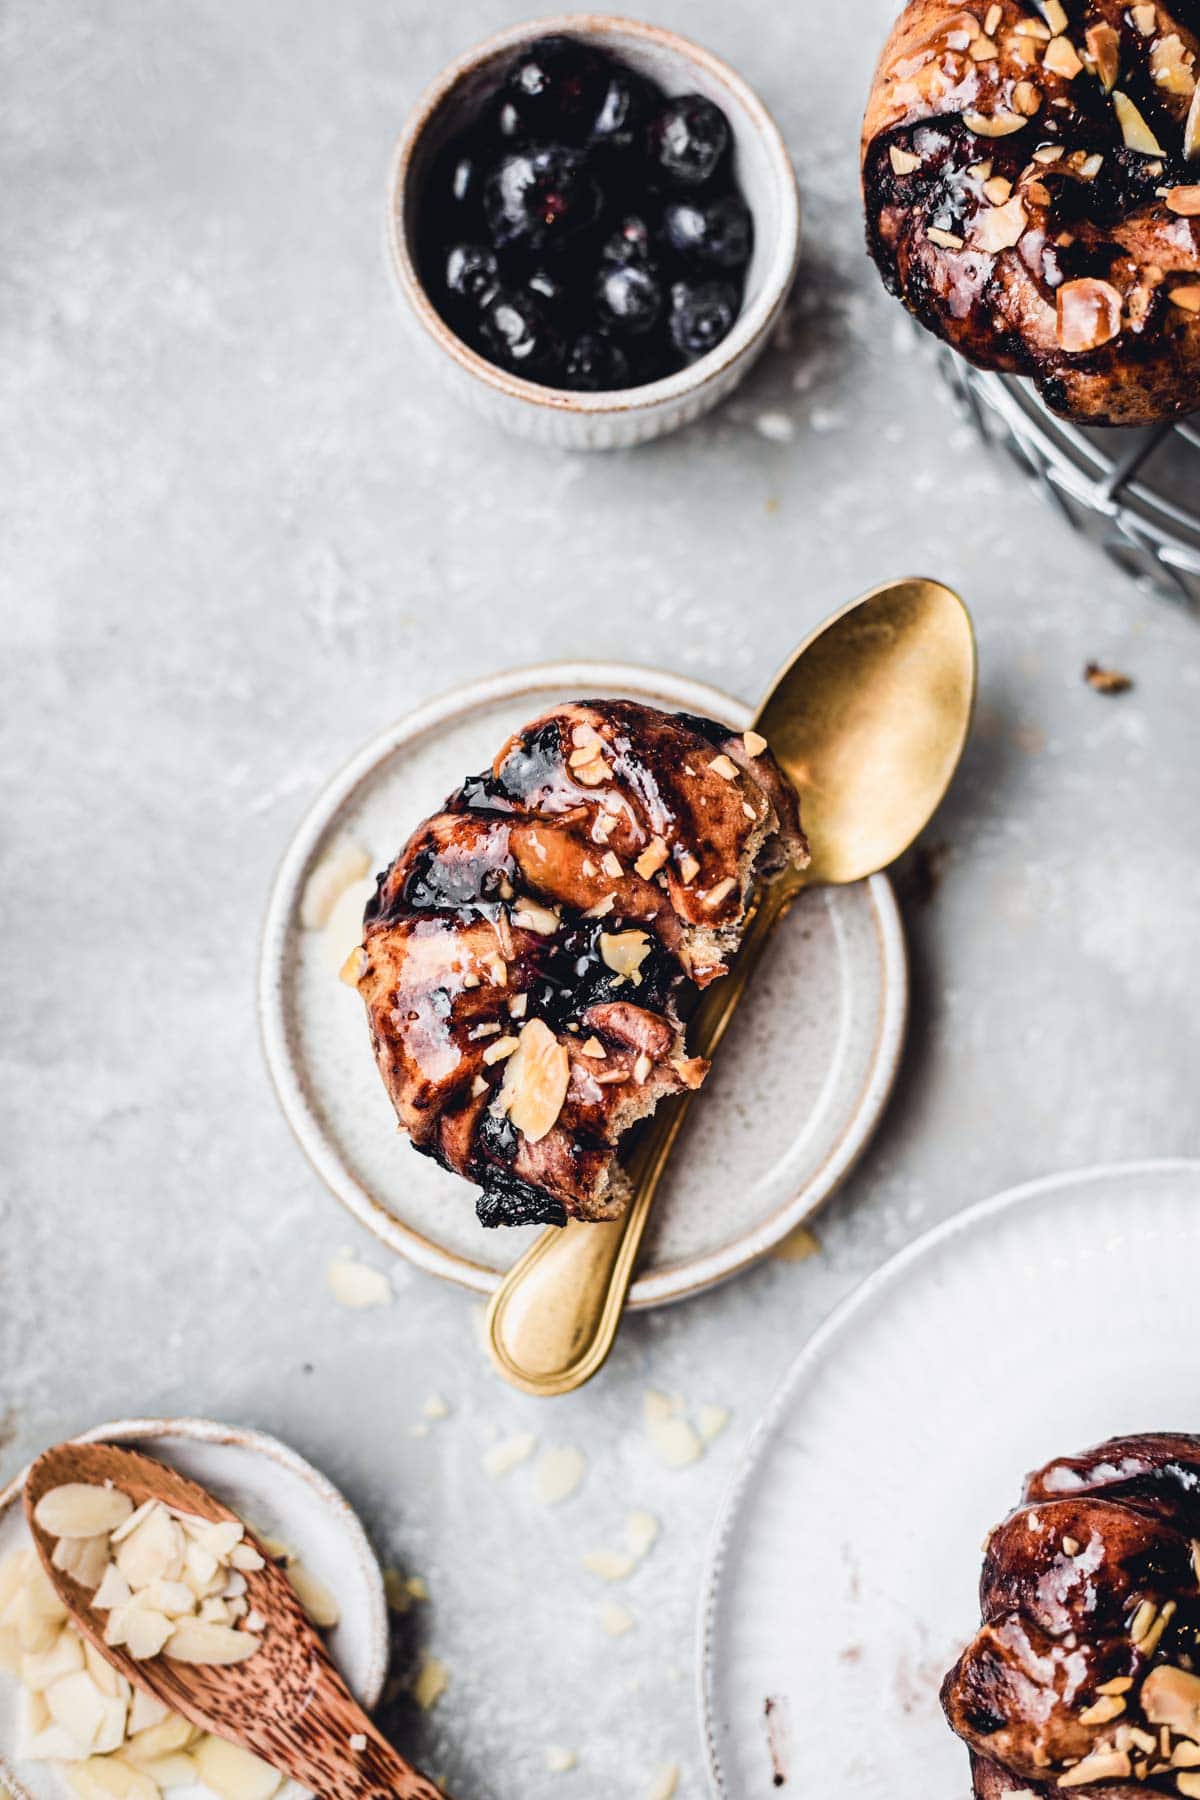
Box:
xmin=34 ymin=1485 xmax=135 ymax=1540
xmin=1113 ymin=89 xmax=1165 ymax=154
xmin=1150 ymin=33 xmax=1196 ymax=96
xmin=52 ymin=1534 xmax=110 ymax=1590
xmin=678 ymin=852 xmax=700 ymax=885
xmin=115 ymin=1507 xmax=185 ymax=1590
xmin=511 ymin=900 xmax=559 ymax=936
xmin=1141 ymin=1664 xmax=1200 ymax=1738
xmin=1132 ymin=2 xmax=1157 ymax=34
xmin=1043 ymin=35 xmax=1083 ymax=79
xmin=1056 ymin=1748 xmax=1131 ymax=1787
xmin=124 ymin=1606 xmax=174 ymax=1662
xmin=889 ymin=146 xmax=921 ymax=175
xmin=1166 ymin=184 xmax=1200 ymax=214
xmin=1169 ymin=284 xmax=1200 ymax=312
xmin=496 ymin=1018 xmax=571 ymax=1144
xmin=703 ymin=877 xmax=738 ymax=910
xmin=964 ymin=109 xmax=1029 ymax=137
xmin=482 ymin=1035 xmax=519 ymax=1066
xmin=1085 ymin=22 xmax=1120 ymax=91
xmin=973 ymin=194 xmax=1028 ymax=252
xmin=193 ymin=1735 xmax=283 ymax=1800
xmin=599 ymin=930 xmax=651 ymax=982
xmin=1035 ymin=0 xmax=1068 ymax=32
xmin=165 ymin=1619 xmax=261 ymax=1665
xmin=286 ymin=1563 xmax=340 ymax=1630
xmin=1056 ymin=277 xmax=1123 ymax=352
xmin=579 ymin=1036 xmax=606 ymax=1059
xmin=634 ymin=838 xmax=669 ymax=879
xmin=707 ymin=754 xmax=739 ymax=781
xmin=20 ymin=1629 xmax=86 ymax=1693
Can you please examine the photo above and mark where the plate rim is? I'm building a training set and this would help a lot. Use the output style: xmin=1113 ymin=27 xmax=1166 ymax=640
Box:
xmin=696 ymin=1155 xmax=1200 ymax=1795
xmin=258 ymin=660 xmax=909 ymax=1308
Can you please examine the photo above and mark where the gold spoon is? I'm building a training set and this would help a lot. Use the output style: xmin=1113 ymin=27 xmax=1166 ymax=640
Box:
xmin=25 ymin=1440 xmax=448 ymax=1800
xmin=485 ymin=576 xmax=976 ymax=1398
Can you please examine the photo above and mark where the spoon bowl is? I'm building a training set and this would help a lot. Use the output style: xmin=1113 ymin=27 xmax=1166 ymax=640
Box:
xmin=485 ymin=577 xmax=976 ymax=1396
xmin=24 ymin=1441 xmax=446 ymax=1800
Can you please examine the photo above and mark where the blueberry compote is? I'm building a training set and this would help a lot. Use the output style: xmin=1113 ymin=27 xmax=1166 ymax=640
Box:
xmin=420 ymin=34 xmax=753 ymax=391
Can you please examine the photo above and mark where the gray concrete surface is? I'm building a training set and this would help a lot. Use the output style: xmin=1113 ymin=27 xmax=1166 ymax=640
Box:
xmin=3 ymin=3 xmax=1199 ymax=1796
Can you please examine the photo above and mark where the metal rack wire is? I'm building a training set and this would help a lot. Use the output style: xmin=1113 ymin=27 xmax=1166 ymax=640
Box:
xmin=937 ymin=347 xmax=1200 ymax=608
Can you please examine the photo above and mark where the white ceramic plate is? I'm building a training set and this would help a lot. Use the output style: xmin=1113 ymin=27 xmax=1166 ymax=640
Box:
xmin=699 ymin=1159 xmax=1200 ymax=1798
xmin=259 ymin=664 xmax=908 ymax=1306
xmin=0 ymin=1418 xmax=388 ymax=1800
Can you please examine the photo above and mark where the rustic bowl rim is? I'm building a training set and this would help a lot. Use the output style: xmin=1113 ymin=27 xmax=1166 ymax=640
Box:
xmin=385 ymin=11 xmax=802 ymax=415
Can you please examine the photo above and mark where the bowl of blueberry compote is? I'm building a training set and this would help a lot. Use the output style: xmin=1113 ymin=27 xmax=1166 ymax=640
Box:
xmin=387 ymin=16 xmax=800 ymax=449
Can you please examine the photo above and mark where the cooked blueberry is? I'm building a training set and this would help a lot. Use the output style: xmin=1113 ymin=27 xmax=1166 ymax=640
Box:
xmin=597 ymin=263 xmax=663 ymax=335
xmin=590 ymin=67 xmax=662 ymax=154
xmin=444 ymin=243 xmax=500 ymax=307
xmin=663 ymin=193 xmax=753 ymax=269
xmin=484 ymin=146 xmax=602 ymax=252
xmin=648 ymin=95 xmax=731 ymax=187
xmin=478 ymin=288 xmax=562 ymax=374
xmin=563 ymin=333 xmax=631 ymax=391
xmin=600 ymin=214 xmax=657 ymax=270
xmin=526 ymin=266 xmax=570 ymax=317
xmin=669 ymin=279 xmax=739 ymax=361
xmin=501 ymin=35 xmax=608 ymax=143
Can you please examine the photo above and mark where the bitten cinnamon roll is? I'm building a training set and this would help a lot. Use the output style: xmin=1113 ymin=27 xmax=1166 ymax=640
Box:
xmin=352 ymin=701 xmax=806 ymax=1229
xmin=944 ymin=1434 xmax=1200 ymax=1795
xmin=863 ymin=1 xmax=1200 ymax=425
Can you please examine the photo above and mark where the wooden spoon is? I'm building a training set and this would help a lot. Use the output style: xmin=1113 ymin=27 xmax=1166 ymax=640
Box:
xmin=24 ymin=1441 xmax=447 ymax=1800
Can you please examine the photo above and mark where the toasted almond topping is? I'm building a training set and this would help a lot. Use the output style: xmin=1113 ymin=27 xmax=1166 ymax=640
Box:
xmin=1085 ymin=21 xmax=1120 ymax=90
xmin=579 ymin=1036 xmax=606 ymax=1059
xmin=633 ymin=1053 xmax=652 ymax=1084
xmin=485 ymin=955 xmax=508 ymax=986
xmin=889 ymin=145 xmax=922 ymax=175
xmin=1131 ymin=1598 xmax=1159 ymax=1644
xmin=496 ymin=1018 xmax=571 ymax=1143
xmin=601 ymin=850 xmax=623 ymax=880
xmin=1043 ymin=35 xmax=1083 ymax=79
xmin=983 ymin=174 xmax=1014 ymax=203
xmin=1056 ymin=277 xmax=1123 ymax=352
xmin=571 ymin=753 xmax=611 ymax=787
xmin=1187 ymin=82 xmax=1200 ymax=157
xmin=969 ymin=34 xmax=999 ymax=61
xmin=482 ymin=1035 xmax=519 ymax=1066
xmin=1166 ymin=185 xmax=1200 ymax=214
xmin=583 ymin=894 xmax=616 ymax=918
xmin=1015 ymin=16 xmax=1052 ymax=38
xmin=571 ymin=723 xmax=602 ymax=749
xmin=1098 ymin=1677 xmax=1134 ymax=1696
xmin=581 ymin=857 xmax=597 ymax=877
xmin=1150 ymin=32 xmax=1196 ymax=96
xmin=470 ymin=1074 xmax=488 ymax=1098
xmin=512 ymin=900 xmax=560 ymax=936
xmin=742 ymin=730 xmax=767 ymax=757
xmin=1077 ymin=152 xmax=1105 ymax=178
xmin=1062 ymin=1535 xmax=1080 ymax=1556
xmin=1079 ymin=1693 xmax=1126 ymax=1725
xmin=1037 ymin=0 xmax=1068 ymax=32
xmin=634 ymin=838 xmax=670 ymax=879
xmin=508 ymin=991 xmax=528 ymax=1018
xmin=1033 ymin=143 xmax=1066 ymax=163
xmin=1142 ymin=1664 xmax=1200 ymax=1738
xmin=927 ymin=225 xmax=966 ymax=248
xmin=599 ymin=930 xmax=651 ymax=982
xmin=1132 ymin=2 xmax=1157 ymax=33
xmin=985 ymin=2 xmax=1002 ymax=32
xmin=1056 ymin=1749 xmax=1130 ymax=1788
xmin=973 ymin=193 xmax=1028 ymax=251
xmin=708 ymin=754 xmax=739 ymax=781
xmin=1015 ymin=81 xmax=1045 ymax=115
xmin=703 ymin=877 xmax=738 ymax=910
xmin=1113 ymin=89 xmax=1165 ymax=154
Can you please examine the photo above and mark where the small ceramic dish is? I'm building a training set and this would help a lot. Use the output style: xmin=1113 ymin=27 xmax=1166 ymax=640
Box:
xmin=258 ymin=663 xmax=907 ymax=1305
xmin=0 ymin=1418 xmax=388 ymax=1800
xmin=385 ymin=14 xmax=801 ymax=449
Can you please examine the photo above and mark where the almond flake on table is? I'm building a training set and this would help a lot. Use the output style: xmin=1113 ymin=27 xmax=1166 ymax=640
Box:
xmin=410 ymin=1652 xmax=450 ymax=1711
xmin=582 ymin=1549 xmax=636 ymax=1583
xmin=599 ymin=1600 xmax=635 ymax=1638
xmin=625 ymin=1512 xmax=659 ymax=1560
xmin=421 ymin=1394 xmax=450 ymax=1421
xmin=284 ymin=1562 xmax=339 ymax=1629
xmin=482 ymin=1432 xmax=537 ymax=1479
xmin=533 ymin=1447 xmax=586 ymax=1506
xmin=326 ymin=1253 xmax=393 ymax=1309
xmin=322 ymin=875 xmax=377 ymax=977
xmin=299 ymin=843 xmax=371 ymax=930
xmin=643 ymin=1392 xmax=703 ymax=1469
xmin=696 ymin=1405 xmax=730 ymax=1444
xmin=647 ymin=1764 xmax=680 ymax=1800
xmin=544 ymin=1746 xmax=578 ymax=1773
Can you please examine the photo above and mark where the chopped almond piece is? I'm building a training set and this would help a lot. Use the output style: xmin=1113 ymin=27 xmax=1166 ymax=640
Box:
xmin=1043 ymin=35 xmax=1083 ymax=79
xmin=889 ymin=145 xmax=921 ymax=175
xmin=1166 ymin=185 xmax=1200 ymax=215
xmin=1112 ymin=90 xmax=1165 ymax=155
xmin=1056 ymin=278 xmax=1123 ymax=352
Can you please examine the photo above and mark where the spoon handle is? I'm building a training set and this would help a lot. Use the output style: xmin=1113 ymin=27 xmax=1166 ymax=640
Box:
xmin=485 ymin=879 xmax=801 ymax=1396
xmin=259 ymin=1684 xmax=448 ymax=1800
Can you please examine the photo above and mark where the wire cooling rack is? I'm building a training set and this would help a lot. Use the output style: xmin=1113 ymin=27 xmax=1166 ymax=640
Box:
xmin=937 ymin=347 xmax=1200 ymax=608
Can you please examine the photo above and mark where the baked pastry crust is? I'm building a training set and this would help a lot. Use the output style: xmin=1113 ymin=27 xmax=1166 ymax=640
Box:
xmin=943 ymin=1434 xmax=1200 ymax=1795
xmin=356 ymin=701 xmax=806 ymax=1228
xmin=863 ymin=1 xmax=1200 ymax=425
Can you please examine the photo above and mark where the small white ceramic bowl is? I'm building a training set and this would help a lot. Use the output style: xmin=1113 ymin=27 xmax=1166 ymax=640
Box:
xmin=0 ymin=1418 xmax=389 ymax=1800
xmin=386 ymin=14 xmax=801 ymax=449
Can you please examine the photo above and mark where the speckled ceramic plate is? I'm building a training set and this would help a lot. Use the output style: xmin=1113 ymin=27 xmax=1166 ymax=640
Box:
xmin=700 ymin=1160 xmax=1200 ymax=1798
xmin=0 ymin=1418 xmax=388 ymax=1800
xmin=259 ymin=663 xmax=907 ymax=1307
